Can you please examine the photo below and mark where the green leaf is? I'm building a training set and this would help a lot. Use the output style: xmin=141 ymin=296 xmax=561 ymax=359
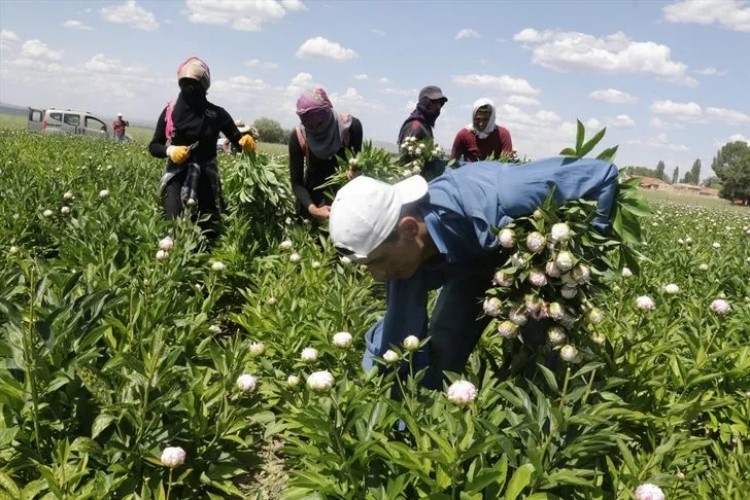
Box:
xmin=559 ymin=147 xmax=577 ymax=157
xmin=92 ymin=413 xmax=116 ymax=439
xmin=596 ymin=145 xmax=619 ymax=162
xmin=505 ymin=463 xmax=535 ymax=500
xmin=578 ymin=126 xmax=607 ymax=157
xmin=536 ymin=363 xmax=559 ymax=394
xmin=575 ymin=119 xmax=585 ymax=152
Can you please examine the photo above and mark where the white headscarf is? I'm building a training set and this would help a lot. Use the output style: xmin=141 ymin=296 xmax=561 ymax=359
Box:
xmin=465 ymin=98 xmax=497 ymax=139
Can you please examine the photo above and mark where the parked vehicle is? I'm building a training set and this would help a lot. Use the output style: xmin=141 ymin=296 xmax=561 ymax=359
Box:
xmin=27 ymin=107 xmax=110 ymax=139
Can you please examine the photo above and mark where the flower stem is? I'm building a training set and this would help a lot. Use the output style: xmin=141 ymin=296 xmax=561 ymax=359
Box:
xmin=166 ymin=468 xmax=173 ymax=500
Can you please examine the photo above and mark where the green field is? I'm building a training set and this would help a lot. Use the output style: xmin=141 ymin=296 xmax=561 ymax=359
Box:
xmin=0 ymin=112 xmax=289 ymax=156
xmin=1 ymin=129 xmax=749 ymax=499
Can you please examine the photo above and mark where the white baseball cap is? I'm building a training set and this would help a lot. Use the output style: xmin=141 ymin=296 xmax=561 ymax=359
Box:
xmin=330 ymin=175 xmax=428 ymax=260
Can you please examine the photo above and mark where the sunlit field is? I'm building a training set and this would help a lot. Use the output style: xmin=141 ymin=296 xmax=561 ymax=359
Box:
xmin=1 ymin=128 xmax=748 ymax=499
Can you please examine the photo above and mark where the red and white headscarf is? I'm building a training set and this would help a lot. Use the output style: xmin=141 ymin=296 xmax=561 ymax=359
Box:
xmin=177 ymin=56 xmax=211 ymax=91
xmin=466 ymin=98 xmax=497 ymax=139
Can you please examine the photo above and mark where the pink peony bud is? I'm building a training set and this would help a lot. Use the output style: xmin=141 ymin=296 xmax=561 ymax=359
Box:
xmin=483 ymin=297 xmax=503 ymax=317
xmin=446 ymin=380 xmax=477 ymax=406
xmin=548 ymin=302 xmax=564 ymax=320
xmin=635 ymin=483 xmax=665 ymax=500
xmin=561 ymin=285 xmax=578 ymax=299
xmin=528 ymin=269 xmax=548 ymax=287
xmin=526 ymin=232 xmax=546 ymax=253
xmin=236 ymin=374 xmax=257 ymax=392
xmin=332 ymin=331 xmax=353 ymax=348
xmin=545 ymin=261 xmax=562 ymax=278
xmin=306 ymin=370 xmax=334 ymax=392
xmin=560 ymin=344 xmax=581 ymax=363
xmin=555 ymin=251 xmax=574 ymax=272
xmin=709 ymin=299 xmax=731 ymax=314
xmin=403 ymin=335 xmax=420 ymax=351
xmin=550 ymin=222 xmax=571 ymax=243
xmin=571 ymin=264 xmax=590 ymax=285
xmin=498 ymin=228 xmax=516 ymax=248
xmin=547 ymin=326 xmax=567 ymax=346
xmin=636 ymin=295 xmax=655 ymax=311
xmin=492 ymin=271 xmax=514 ymax=287
xmin=497 ymin=320 xmax=518 ymax=339
xmin=160 ymin=446 xmax=186 ymax=468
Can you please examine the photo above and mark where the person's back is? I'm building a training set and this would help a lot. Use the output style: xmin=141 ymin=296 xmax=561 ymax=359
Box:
xmin=113 ymin=114 xmax=128 ymax=140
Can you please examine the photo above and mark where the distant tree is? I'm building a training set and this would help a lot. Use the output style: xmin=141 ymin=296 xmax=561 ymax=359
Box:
xmin=252 ymin=117 xmax=287 ymax=143
xmin=702 ymin=176 xmax=722 ymax=189
xmin=711 ymin=141 xmax=750 ymax=204
xmin=656 ymin=160 xmax=666 ymax=181
xmin=689 ymin=159 xmax=701 ymax=185
xmin=672 ymin=166 xmax=679 ymax=184
xmin=623 ymin=166 xmax=661 ymax=178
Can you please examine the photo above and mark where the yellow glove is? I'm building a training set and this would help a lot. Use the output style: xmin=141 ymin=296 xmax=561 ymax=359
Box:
xmin=239 ymin=134 xmax=256 ymax=153
xmin=167 ymin=145 xmax=190 ymax=164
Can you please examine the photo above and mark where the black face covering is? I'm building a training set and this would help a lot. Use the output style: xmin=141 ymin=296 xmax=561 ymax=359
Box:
xmin=416 ymin=96 xmax=441 ymax=127
xmin=172 ymin=79 xmax=208 ymax=140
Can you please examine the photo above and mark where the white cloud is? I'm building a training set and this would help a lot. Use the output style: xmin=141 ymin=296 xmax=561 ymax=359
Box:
xmin=296 ymin=36 xmax=358 ymax=60
xmin=21 ymin=40 xmax=63 ymax=60
xmin=456 ymin=28 xmax=480 ymax=40
xmin=478 ymin=58 xmax=493 ymax=67
xmin=514 ymin=28 xmax=696 ymax=86
xmin=694 ymin=66 xmax=725 ymax=76
xmin=607 ymin=114 xmax=635 ymax=128
xmin=0 ymin=30 xmax=20 ymax=50
xmin=100 ymin=1 xmax=159 ymax=31
xmin=354 ymin=73 xmax=368 ymax=80
xmin=329 ymin=87 xmax=381 ymax=113
xmin=378 ymin=77 xmax=391 ymax=84
xmin=210 ymin=75 xmax=270 ymax=100
xmin=663 ymin=0 xmax=750 ymax=33
xmin=63 ymin=20 xmax=94 ymax=31
xmin=371 ymin=28 xmax=386 ymax=36
xmin=728 ymin=134 xmax=749 ymax=144
xmin=185 ymin=0 xmax=302 ymax=31
xmin=280 ymin=0 xmax=307 ymax=11
xmin=706 ymin=106 xmax=750 ymax=125
xmin=452 ymin=74 xmax=540 ymax=95
xmin=286 ymin=72 xmax=316 ymax=96
xmin=649 ymin=117 xmax=684 ymax=131
xmin=83 ymin=54 xmax=146 ymax=75
xmin=650 ymin=99 xmax=703 ymax=121
xmin=589 ymin=88 xmax=637 ymax=104
xmin=244 ymin=58 xmax=278 ymax=69
xmin=380 ymin=87 xmax=417 ymax=96
xmin=506 ymin=95 xmax=540 ymax=106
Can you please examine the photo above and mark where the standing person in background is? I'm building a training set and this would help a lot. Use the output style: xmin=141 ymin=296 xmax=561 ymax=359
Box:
xmin=112 ymin=113 xmax=129 ymax=141
xmin=451 ymin=98 xmax=513 ymax=163
xmin=148 ymin=56 xmax=256 ymax=236
xmin=289 ymin=87 xmax=363 ymax=224
xmin=397 ymin=86 xmax=448 ymax=147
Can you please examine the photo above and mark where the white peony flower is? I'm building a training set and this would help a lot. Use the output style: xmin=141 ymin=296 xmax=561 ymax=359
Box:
xmin=492 ymin=271 xmax=514 ymax=287
xmin=621 ymin=267 xmax=633 ymax=278
xmin=9 ymin=246 xmax=19 ymax=255
xmin=591 ymin=333 xmax=606 ymax=345
xmin=446 ymin=380 xmax=477 ymax=406
xmin=279 ymin=239 xmax=293 ymax=250
xmin=547 ymin=326 xmax=567 ymax=346
xmin=300 ymin=347 xmax=318 ymax=363
xmin=289 ymin=252 xmax=302 ymax=263
xmin=555 ymin=251 xmax=574 ymax=272
xmin=307 ymin=370 xmax=334 ymax=392
xmin=249 ymin=342 xmax=265 ymax=357
xmin=483 ymin=297 xmax=503 ymax=317
xmin=211 ymin=261 xmax=226 ymax=272
xmin=43 ymin=209 xmax=53 ymax=217
xmin=497 ymin=320 xmax=518 ymax=339
xmin=528 ymin=269 xmax=548 ymax=287
xmin=698 ymin=263 xmax=709 ymax=271
xmin=560 ymin=344 xmax=581 ymax=363
xmin=509 ymin=310 xmax=527 ymax=326
xmin=383 ymin=350 xmax=400 ymax=364
xmin=526 ymin=232 xmax=546 ymax=253
xmin=709 ymin=299 xmax=731 ymax=314
xmin=340 ymin=256 xmax=352 ymax=265
xmin=636 ymin=295 xmax=655 ymax=311
xmin=548 ymin=302 xmax=564 ymax=320
xmin=550 ymin=222 xmax=571 ymax=243
xmin=236 ymin=374 xmax=257 ymax=392
xmin=99 ymin=189 xmax=110 ymax=199
xmin=586 ymin=308 xmax=604 ymax=324
xmin=524 ymin=295 xmax=542 ymax=314
xmin=498 ymin=228 xmax=516 ymax=248
xmin=663 ymin=283 xmax=680 ymax=294
xmin=635 ymin=483 xmax=665 ymax=500
xmin=571 ymin=264 xmax=590 ymax=285
xmin=545 ymin=261 xmax=562 ymax=278
xmin=159 ymin=236 xmax=174 ymax=251
xmin=403 ymin=335 xmax=420 ymax=351
xmin=155 ymin=249 xmax=169 ymax=261
xmin=561 ymin=285 xmax=578 ymax=299
xmin=287 ymin=374 xmax=300 ymax=386
xmin=60 ymin=206 xmax=71 ymax=216
xmin=712 ymin=242 xmax=721 ymax=249
xmin=266 ymin=297 xmax=277 ymax=305
xmin=208 ymin=324 xmax=222 ymax=334
xmin=160 ymin=446 xmax=186 ymax=468
xmin=63 ymin=191 xmax=75 ymax=201
xmin=332 ymin=331 xmax=353 ymax=348
xmin=311 ymin=260 xmax=321 ymax=269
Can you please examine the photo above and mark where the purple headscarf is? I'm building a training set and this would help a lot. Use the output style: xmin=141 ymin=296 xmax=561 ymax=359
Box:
xmin=296 ymin=87 xmax=352 ymax=159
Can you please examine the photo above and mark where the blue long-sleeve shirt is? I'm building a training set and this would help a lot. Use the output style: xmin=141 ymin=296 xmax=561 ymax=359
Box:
xmin=362 ymin=156 xmax=619 ymax=369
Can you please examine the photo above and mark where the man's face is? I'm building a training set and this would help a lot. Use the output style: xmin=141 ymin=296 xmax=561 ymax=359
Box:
xmin=424 ymin=99 xmax=445 ymax=114
xmin=473 ymin=109 xmax=491 ymax=131
xmin=360 ymin=233 xmax=423 ymax=282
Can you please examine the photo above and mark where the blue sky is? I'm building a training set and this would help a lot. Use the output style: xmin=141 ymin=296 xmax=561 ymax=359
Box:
xmin=1 ymin=0 xmax=748 ymax=180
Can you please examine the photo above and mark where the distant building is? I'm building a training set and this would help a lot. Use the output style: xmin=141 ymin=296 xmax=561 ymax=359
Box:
xmin=628 ymin=175 xmax=666 ymax=190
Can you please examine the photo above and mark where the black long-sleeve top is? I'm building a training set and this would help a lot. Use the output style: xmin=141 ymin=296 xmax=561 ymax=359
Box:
xmin=149 ymin=103 xmax=242 ymax=164
xmin=288 ymin=117 xmax=363 ymax=209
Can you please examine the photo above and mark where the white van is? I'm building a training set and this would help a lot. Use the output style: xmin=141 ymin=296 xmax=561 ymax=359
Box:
xmin=27 ymin=107 xmax=110 ymax=139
